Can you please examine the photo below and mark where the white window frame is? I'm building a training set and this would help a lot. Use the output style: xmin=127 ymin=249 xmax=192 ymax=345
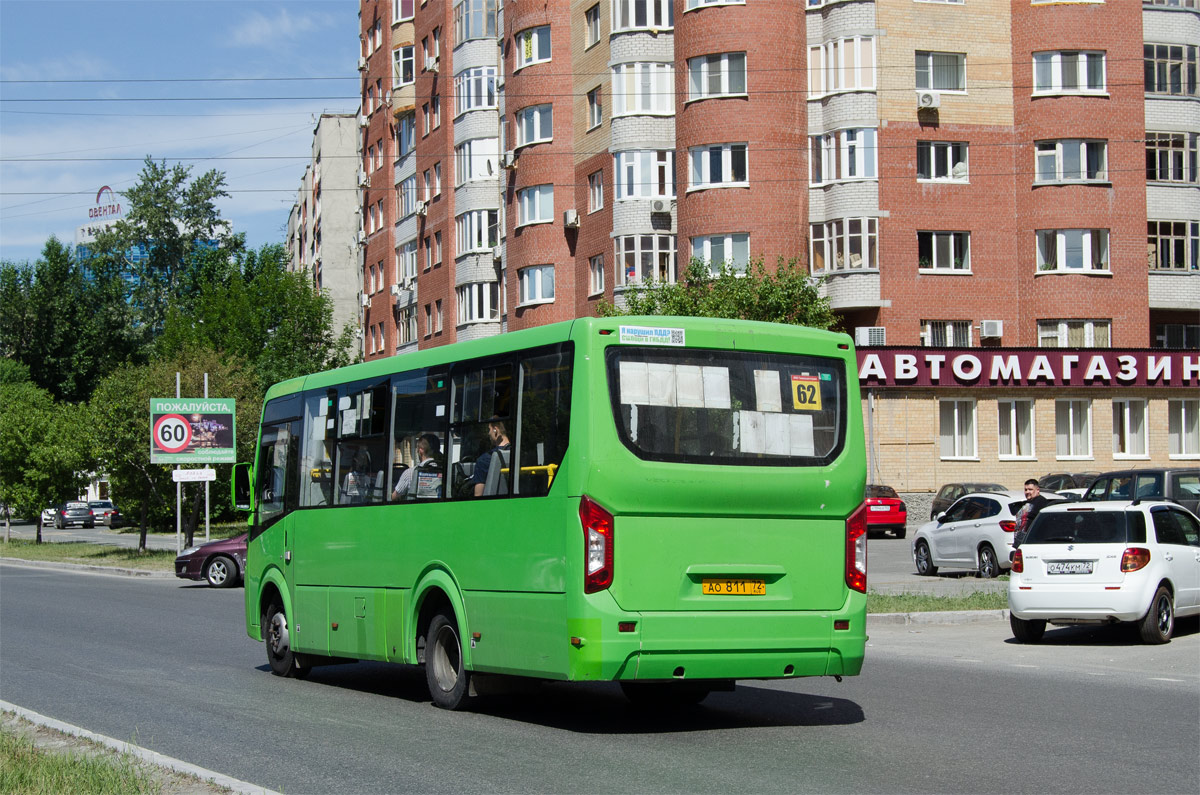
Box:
xmin=394 ymin=0 xmax=414 ymax=22
xmin=1037 ymin=319 xmax=1111 ymax=348
xmin=585 ymin=4 xmax=601 ymax=48
xmin=402 ymin=240 xmax=418 ymax=284
xmin=687 ymin=52 xmax=747 ymax=101
xmin=1148 ymin=220 xmax=1200 ymax=271
xmin=916 ymin=141 xmax=969 ymax=182
xmin=456 ymin=282 xmax=501 ymax=324
xmin=397 ymin=113 xmax=415 ymax=157
xmin=517 ymin=184 xmax=554 ymax=226
xmin=809 ymin=218 xmax=878 ymax=272
xmin=1036 ymin=229 xmax=1110 ymax=272
xmin=1034 ymin=139 xmax=1108 ymax=183
xmin=922 ymin=320 xmax=973 ymax=348
xmin=515 ymin=26 xmax=552 ymax=71
xmin=918 ymin=231 xmax=971 ymax=272
xmin=393 ymin=45 xmax=415 ymax=89
xmin=518 ymin=264 xmax=556 ymax=306
xmin=1169 ymin=398 xmax=1200 ymax=458
xmin=939 ymin=398 xmax=977 ymax=460
xmin=1055 ymin=398 xmax=1093 ymax=460
xmin=614 ymin=150 xmax=675 ymax=199
xmin=587 ymin=87 xmax=603 ymax=129
xmin=611 ymin=0 xmax=673 ymax=32
xmin=588 ymin=171 xmax=604 ymax=212
xmin=456 ymin=209 xmax=500 ymax=253
xmin=692 ymin=233 xmax=750 ymax=274
xmin=1143 ymin=43 xmax=1198 ymax=97
xmin=688 ymin=142 xmax=748 ymax=190
xmin=589 ymin=254 xmax=605 ymax=296
xmin=454 ymin=0 xmax=498 ymax=45
xmin=1146 ymin=132 xmax=1199 ymax=184
xmin=1112 ymin=399 xmax=1149 ymax=459
xmin=515 ymin=104 xmax=553 ymax=148
xmin=454 ymin=137 xmax=499 ymax=186
xmin=611 ymin=62 xmax=675 ymax=116
xmin=915 ymin=51 xmax=966 ymax=92
xmin=616 ymin=234 xmax=677 ymax=285
xmin=400 ymin=176 xmax=417 ymax=218
xmin=686 ymin=0 xmax=744 ymax=8
xmin=399 ymin=306 xmax=418 ymax=345
xmin=808 ymin=37 xmax=876 ymax=98
xmin=998 ymin=399 xmax=1035 ymax=460
xmin=1032 ymin=51 xmax=1106 ymax=95
xmin=454 ymin=67 xmax=498 ymax=117
xmin=810 ymin=128 xmax=877 ymax=184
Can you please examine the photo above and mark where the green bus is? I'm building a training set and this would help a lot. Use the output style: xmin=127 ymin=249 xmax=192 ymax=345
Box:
xmin=237 ymin=316 xmax=867 ymax=709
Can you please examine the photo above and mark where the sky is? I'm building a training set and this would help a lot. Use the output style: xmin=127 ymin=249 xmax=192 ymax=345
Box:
xmin=0 ymin=0 xmax=361 ymax=265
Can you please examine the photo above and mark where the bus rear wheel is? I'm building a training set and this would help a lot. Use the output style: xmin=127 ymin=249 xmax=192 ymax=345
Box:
xmin=264 ymin=600 xmax=309 ymax=679
xmin=426 ymin=611 xmax=473 ymax=710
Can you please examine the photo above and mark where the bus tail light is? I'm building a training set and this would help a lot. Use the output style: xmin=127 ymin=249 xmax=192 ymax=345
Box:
xmin=845 ymin=502 xmax=867 ymax=594
xmin=1011 ymin=549 xmax=1024 ymax=573
xmin=580 ymin=496 xmax=614 ymax=593
xmin=1121 ymin=547 xmax=1150 ymax=572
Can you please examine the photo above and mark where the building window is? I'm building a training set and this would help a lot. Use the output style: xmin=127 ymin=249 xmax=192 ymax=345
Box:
xmin=585 ymin=4 xmax=601 ymax=47
xmin=1148 ymin=220 xmax=1200 ymax=271
xmin=455 ymin=138 xmax=499 ymax=185
xmin=939 ymin=399 xmax=976 ymax=460
xmin=394 ymin=0 xmax=415 ymax=22
xmin=918 ymin=231 xmax=970 ymax=271
xmin=422 ymin=169 xmax=432 ymax=201
xmin=611 ymin=62 xmax=674 ymax=116
xmin=431 ymin=94 xmax=441 ymax=128
xmin=810 ymin=129 xmax=877 ymax=185
xmin=434 ymin=231 xmax=442 ymax=265
xmin=614 ymin=150 xmax=675 ymax=199
xmin=433 ymin=163 xmax=441 ymax=196
xmin=589 ymin=254 xmax=605 ymax=296
xmin=424 ymin=303 xmax=432 ymax=337
xmin=1154 ymin=324 xmax=1200 ymax=349
xmin=457 ymin=282 xmax=500 ymax=323
xmin=1037 ymin=319 xmax=1111 ymax=348
xmin=1169 ymin=399 xmax=1200 ymax=458
xmin=516 ymin=26 xmax=551 ymax=70
xmin=923 ymin=320 xmax=972 ymax=348
xmin=688 ymin=143 xmax=747 ymax=189
xmin=998 ymin=400 xmax=1035 ymax=460
xmin=454 ymin=67 xmax=498 ymax=116
xmin=1035 ymin=140 xmax=1107 ymax=183
xmin=809 ymin=38 xmax=876 ymax=97
xmin=915 ymin=51 xmax=965 ymax=91
xmin=1113 ymin=399 xmax=1148 ymax=459
xmin=399 ymin=306 xmax=418 ymax=345
xmin=402 ymin=240 xmax=418 ymax=282
xmin=518 ymin=265 xmax=555 ymax=305
xmin=422 ymin=103 xmax=430 ymax=135
xmin=394 ymin=45 xmax=415 ymax=88
xmin=686 ymin=0 xmax=745 ymax=7
xmin=456 ymin=209 xmax=500 ymax=253
xmin=810 ymin=218 xmax=878 ymax=272
xmin=517 ymin=184 xmax=554 ymax=226
xmin=1055 ymin=399 xmax=1092 ymax=459
xmin=587 ymin=87 xmax=603 ymax=129
xmin=916 ymin=141 xmax=968 ymax=182
xmin=1033 ymin=51 xmax=1106 ymax=94
xmin=1144 ymin=44 xmax=1198 ymax=96
xmin=692 ymin=233 xmax=750 ymax=274
xmin=688 ymin=52 xmax=747 ymax=100
xmin=435 ymin=299 xmax=443 ymax=333
xmin=611 ymin=0 xmax=673 ymax=32
xmin=616 ymin=234 xmax=676 ymax=285
xmin=1036 ymin=229 xmax=1109 ymax=272
xmin=515 ymin=104 xmax=553 ymax=147
xmin=369 ymin=263 xmax=377 ymax=294
xmin=424 ymin=236 xmax=433 ymax=270
xmin=1146 ymin=132 xmax=1199 ymax=184
xmin=1145 ymin=0 xmax=1199 ymax=7
xmin=454 ymin=0 xmax=498 ymax=44
xmin=400 ymin=176 xmax=417 ymax=218
xmin=588 ymin=171 xmax=604 ymax=212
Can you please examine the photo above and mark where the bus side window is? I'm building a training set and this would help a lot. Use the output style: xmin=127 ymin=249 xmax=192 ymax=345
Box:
xmin=330 ymin=380 xmax=391 ymax=506
xmin=391 ymin=367 xmax=448 ymax=501
xmin=255 ymin=419 xmax=299 ymax=534
xmin=515 ymin=346 xmax=573 ymax=497
xmin=448 ymin=361 xmax=513 ymax=500
xmin=300 ymin=390 xmax=337 ymax=507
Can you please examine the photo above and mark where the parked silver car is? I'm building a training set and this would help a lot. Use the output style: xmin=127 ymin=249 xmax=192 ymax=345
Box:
xmin=912 ymin=490 xmax=1065 ymax=578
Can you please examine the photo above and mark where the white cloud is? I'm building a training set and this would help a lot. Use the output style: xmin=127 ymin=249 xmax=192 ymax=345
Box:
xmin=227 ymin=8 xmax=329 ymax=49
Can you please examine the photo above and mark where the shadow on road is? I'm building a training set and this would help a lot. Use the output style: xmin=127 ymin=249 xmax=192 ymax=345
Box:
xmin=1001 ymin=615 xmax=1199 ymax=646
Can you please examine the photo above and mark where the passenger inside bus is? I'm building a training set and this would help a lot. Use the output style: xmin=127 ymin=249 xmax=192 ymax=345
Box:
xmin=392 ymin=433 xmax=443 ymax=500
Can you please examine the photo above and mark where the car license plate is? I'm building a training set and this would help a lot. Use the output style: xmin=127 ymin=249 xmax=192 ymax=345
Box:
xmin=870 ymin=505 xmax=890 ymax=512
xmin=1047 ymin=560 xmax=1093 ymax=575
xmin=702 ymin=578 xmax=765 ymax=595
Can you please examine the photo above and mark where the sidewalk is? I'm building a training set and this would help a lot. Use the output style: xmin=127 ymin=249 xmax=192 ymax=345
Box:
xmin=3 ymin=520 xmax=200 ymax=552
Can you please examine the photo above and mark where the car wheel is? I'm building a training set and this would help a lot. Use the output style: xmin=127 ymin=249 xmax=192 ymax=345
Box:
xmin=978 ymin=545 xmax=1000 ymax=578
xmin=204 ymin=555 xmax=238 ymax=588
xmin=1010 ymin=614 xmax=1046 ymax=643
xmin=1139 ymin=586 xmax=1174 ymax=645
xmin=426 ymin=610 xmax=473 ymax=710
xmin=620 ymin=682 xmax=711 ymax=707
xmin=264 ymin=600 xmax=310 ymax=678
xmin=914 ymin=540 xmax=937 ymax=576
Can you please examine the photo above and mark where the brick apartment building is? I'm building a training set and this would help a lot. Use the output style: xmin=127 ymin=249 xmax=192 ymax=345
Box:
xmin=288 ymin=0 xmax=1199 ymax=490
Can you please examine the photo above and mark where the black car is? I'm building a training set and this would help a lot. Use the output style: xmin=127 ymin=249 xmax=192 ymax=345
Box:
xmin=1082 ymin=468 xmax=1200 ymax=515
xmin=1037 ymin=472 xmax=1098 ymax=492
xmin=54 ymin=501 xmax=94 ymax=528
xmin=929 ymin=482 xmax=1007 ymax=520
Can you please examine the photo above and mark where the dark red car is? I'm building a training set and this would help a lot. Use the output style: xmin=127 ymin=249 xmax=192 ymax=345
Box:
xmin=174 ymin=533 xmax=247 ymax=588
xmin=864 ymin=485 xmax=908 ymax=539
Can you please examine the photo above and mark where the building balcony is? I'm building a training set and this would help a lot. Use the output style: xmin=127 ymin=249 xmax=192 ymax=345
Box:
xmin=1148 ymin=268 xmax=1200 ymax=310
xmin=816 ymin=267 xmax=888 ymax=310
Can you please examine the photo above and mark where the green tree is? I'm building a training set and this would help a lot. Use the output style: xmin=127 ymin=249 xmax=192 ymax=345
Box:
xmin=599 ymin=257 xmax=838 ymax=331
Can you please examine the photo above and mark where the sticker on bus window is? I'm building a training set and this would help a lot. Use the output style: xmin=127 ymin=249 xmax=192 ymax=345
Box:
xmin=791 ymin=375 xmax=822 ymax=411
xmin=738 ymin=410 xmax=815 ymax=456
xmin=753 ymin=370 xmax=782 ymax=412
xmin=619 ymin=325 xmax=685 ymax=346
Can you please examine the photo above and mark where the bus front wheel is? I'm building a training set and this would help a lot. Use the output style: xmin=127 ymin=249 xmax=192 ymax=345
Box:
xmin=426 ymin=611 xmax=473 ymax=710
xmin=264 ymin=600 xmax=310 ymax=679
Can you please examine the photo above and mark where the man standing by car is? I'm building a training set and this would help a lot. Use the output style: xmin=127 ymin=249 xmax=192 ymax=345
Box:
xmin=1014 ymin=479 xmax=1051 ymax=548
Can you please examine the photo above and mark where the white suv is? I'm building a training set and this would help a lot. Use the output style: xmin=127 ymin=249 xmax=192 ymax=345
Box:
xmin=1009 ymin=500 xmax=1200 ymax=644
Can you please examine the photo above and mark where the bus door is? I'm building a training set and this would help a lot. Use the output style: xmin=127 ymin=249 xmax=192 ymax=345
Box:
xmin=251 ymin=409 xmax=300 ymax=631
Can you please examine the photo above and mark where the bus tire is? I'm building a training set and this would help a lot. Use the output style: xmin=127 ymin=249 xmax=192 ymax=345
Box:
xmin=264 ymin=600 xmax=310 ymax=679
xmin=620 ymin=682 xmax=711 ymax=707
xmin=426 ymin=611 xmax=472 ymax=710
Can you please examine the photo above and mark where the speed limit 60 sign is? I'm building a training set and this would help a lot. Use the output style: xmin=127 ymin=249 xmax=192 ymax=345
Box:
xmin=150 ymin=398 xmax=236 ymax=464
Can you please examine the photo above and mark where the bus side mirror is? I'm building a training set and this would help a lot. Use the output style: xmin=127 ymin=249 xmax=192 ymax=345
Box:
xmin=233 ymin=463 xmax=254 ymax=512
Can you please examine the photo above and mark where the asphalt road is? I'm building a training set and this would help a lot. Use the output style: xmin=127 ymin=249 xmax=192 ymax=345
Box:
xmin=2 ymin=561 xmax=1196 ymax=794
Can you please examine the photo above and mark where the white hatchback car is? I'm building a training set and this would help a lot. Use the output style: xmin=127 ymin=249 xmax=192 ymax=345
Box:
xmin=912 ymin=490 xmax=1063 ymax=578
xmin=1009 ymin=500 xmax=1200 ymax=644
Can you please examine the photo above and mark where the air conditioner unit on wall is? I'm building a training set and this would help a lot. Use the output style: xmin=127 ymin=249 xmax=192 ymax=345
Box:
xmin=415 ymin=199 xmax=428 ymax=216
xmin=500 ymin=151 xmax=517 ymax=170
xmin=980 ymin=320 xmax=1004 ymax=339
xmin=361 ymin=294 xmax=370 ymax=307
xmin=492 ymin=245 xmax=503 ymax=260
xmin=358 ymin=171 xmax=369 ymax=187
xmin=563 ymin=209 xmax=580 ymax=229
xmin=393 ymin=288 xmax=413 ymax=306
xmin=854 ymin=326 xmax=886 ymax=347
xmin=651 ymin=199 xmax=670 ymax=213
xmin=916 ymin=90 xmax=941 ymax=109
xmin=358 ymin=56 xmax=368 ymax=71
xmin=426 ymin=56 xmax=439 ymax=74
xmin=357 ymin=229 xmax=367 ymax=244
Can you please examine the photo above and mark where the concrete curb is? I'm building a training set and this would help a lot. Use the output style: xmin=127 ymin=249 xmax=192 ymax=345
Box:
xmin=1 ymin=700 xmax=279 ymax=795
xmin=869 ymin=609 xmax=1009 ymax=625
xmin=0 ymin=557 xmax=174 ymax=579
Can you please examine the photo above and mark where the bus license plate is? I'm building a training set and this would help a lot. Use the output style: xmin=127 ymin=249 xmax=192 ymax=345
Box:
xmin=702 ymin=579 xmax=765 ymax=596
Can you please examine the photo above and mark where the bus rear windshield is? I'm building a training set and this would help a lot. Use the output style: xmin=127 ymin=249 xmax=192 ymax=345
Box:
xmin=606 ymin=346 xmax=846 ymax=466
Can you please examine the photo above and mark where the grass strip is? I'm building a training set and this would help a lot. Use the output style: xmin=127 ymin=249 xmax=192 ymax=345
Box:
xmin=0 ymin=540 xmax=177 ymax=572
xmin=0 ymin=721 xmax=162 ymax=795
xmin=868 ymin=590 xmax=1007 ymax=613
